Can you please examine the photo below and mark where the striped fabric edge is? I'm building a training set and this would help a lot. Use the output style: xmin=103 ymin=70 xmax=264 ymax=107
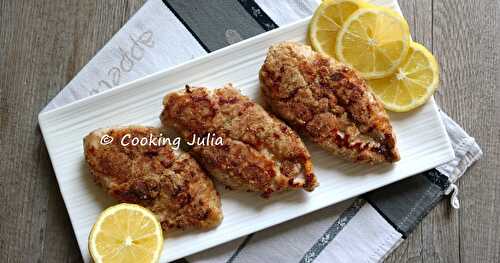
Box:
xmin=299 ymin=199 xmax=366 ymax=263
xmin=237 ymin=0 xmax=278 ymax=30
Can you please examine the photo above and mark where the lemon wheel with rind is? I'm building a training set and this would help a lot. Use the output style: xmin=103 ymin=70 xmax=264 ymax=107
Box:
xmin=366 ymin=42 xmax=439 ymax=112
xmin=309 ymin=0 xmax=368 ymax=57
xmin=88 ymin=203 xmax=164 ymax=263
xmin=335 ymin=6 xmax=411 ymax=79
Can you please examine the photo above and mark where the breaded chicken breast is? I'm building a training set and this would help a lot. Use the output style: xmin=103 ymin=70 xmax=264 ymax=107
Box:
xmin=260 ymin=42 xmax=399 ymax=163
xmin=83 ymin=126 xmax=222 ymax=231
xmin=161 ymin=84 xmax=317 ymax=197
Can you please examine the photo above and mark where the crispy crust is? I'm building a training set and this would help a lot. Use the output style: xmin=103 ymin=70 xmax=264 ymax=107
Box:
xmin=83 ymin=126 xmax=223 ymax=231
xmin=161 ymin=85 xmax=318 ymax=197
xmin=259 ymin=42 xmax=400 ymax=163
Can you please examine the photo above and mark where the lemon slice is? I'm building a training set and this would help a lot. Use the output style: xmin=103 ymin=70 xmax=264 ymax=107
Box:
xmin=336 ymin=7 xmax=411 ymax=79
xmin=367 ymin=42 xmax=439 ymax=112
xmin=309 ymin=0 xmax=367 ymax=57
xmin=89 ymin=204 xmax=163 ymax=263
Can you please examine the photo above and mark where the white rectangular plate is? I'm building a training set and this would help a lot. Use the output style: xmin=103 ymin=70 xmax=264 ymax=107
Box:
xmin=39 ymin=18 xmax=454 ymax=262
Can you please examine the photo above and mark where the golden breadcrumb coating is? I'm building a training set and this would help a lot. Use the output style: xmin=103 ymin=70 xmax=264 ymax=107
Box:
xmin=83 ymin=126 xmax=222 ymax=231
xmin=161 ymin=84 xmax=318 ymax=198
xmin=260 ymin=42 xmax=399 ymax=163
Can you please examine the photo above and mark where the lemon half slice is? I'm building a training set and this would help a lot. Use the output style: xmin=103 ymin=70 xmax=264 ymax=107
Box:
xmin=89 ymin=204 xmax=164 ymax=263
xmin=336 ymin=7 xmax=411 ymax=79
xmin=309 ymin=0 xmax=367 ymax=57
xmin=367 ymin=42 xmax=439 ymax=112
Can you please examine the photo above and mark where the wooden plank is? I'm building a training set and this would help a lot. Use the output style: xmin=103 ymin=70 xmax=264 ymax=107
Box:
xmin=0 ymin=0 xmax=144 ymax=261
xmin=420 ymin=198 xmax=461 ymax=262
xmin=1 ymin=0 xmax=63 ymax=260
xmin=385 ymin=0 xmax=438 ymax=262
xmin=432 ymin=0 xmax=500 ymax=262
xmin=388 ymin=0 xmax=500 ymax=262
xmin=389 ymin=0 xmax=500 ymax=262
xmin=409 ymin=0 xmax=461 ymax=261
